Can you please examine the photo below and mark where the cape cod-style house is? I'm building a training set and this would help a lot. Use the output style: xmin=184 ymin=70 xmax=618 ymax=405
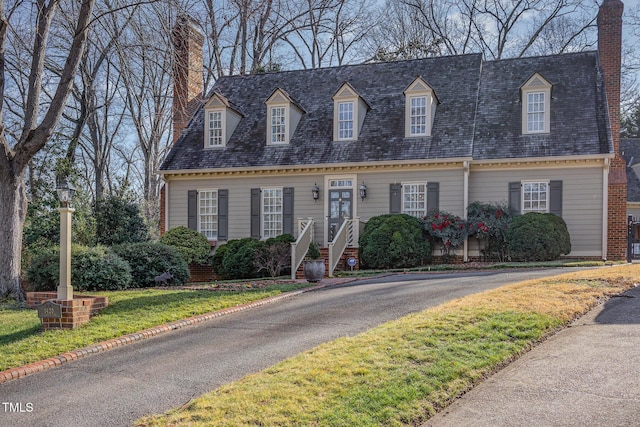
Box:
xmin=160 ymin=0 xmax=628 ymax=278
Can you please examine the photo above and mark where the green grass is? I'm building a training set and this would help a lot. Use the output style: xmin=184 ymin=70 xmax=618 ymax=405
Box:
xmin=136 ymin=265 xmax=639 ymax=426
xmin=0 ymin=282 xmax=310 ymax=371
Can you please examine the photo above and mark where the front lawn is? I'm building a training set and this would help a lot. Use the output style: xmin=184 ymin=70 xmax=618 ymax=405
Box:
xmin=136 ymin=265 xmax=638 ymax=426
xmin=0 ymin=281 xmax=311 ymax=372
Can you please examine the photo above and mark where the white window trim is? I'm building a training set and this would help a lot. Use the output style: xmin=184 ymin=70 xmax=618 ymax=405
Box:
xmin=401 ymin=181 xmax=427 ymax=218
xmin=198 ymin=189 xmax=218 ymax=240
xmin=408 ymin=96 xmax=428 ymax=137
xmin=403 ymin=77 xmax=435 ymax=138
xmin=205 ymin=109 xmax=225 ymax=148
xmin=261 ymin=187 xmax=283 ymax=239
xmin=337 ymin=101 xmax=354 ymax=140
xmin=323 ymin=174 xmax=358 ymax=246
xmin=521 ymin=180 xmax=550 ymax=213
xmin=267 ymin=104 xmax=289 ymax=145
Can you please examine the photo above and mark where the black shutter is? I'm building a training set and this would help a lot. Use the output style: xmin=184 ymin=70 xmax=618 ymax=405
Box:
xmin=509 ymin=182 xmax=521 ymax=215
xmin=250 ymin=188 xmax=261 ymax=239
xmin=427 ymin=182 xmax=439 ymax=213
xmin=218 ymin=189 xmax=228 ymax=240
xmin=187 ymin=190 xmax=198 ymax=230
xmin=549 ymin=180 xmax=563 ymax=217
xmin=283 ymin=187 xmax=294 ymax=235
xmin=390 ymin=184 xmax=402 ymax=214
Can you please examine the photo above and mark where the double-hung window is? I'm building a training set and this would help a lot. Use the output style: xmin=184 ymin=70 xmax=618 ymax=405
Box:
xmin=522 ymin=181 xmax=548 ymax=213
xmin=409 ymin=97 xmax=427 ymax=136
xmin=208 ymin=111 xmax=223 ymax=147
xmin=527 ymin=92 xmax=545 ymax=133
xmin=270 ymin=107 xmax=286 ymax=144
xmin=262 ymin=188 xmax=283 ymax=238
xmin=402 ymin=183 xmax=427 ymax=218
xmin=198 ymin=190 xmax=218 ymax=239
xmin=338 ymin=102 xmax=354 ymax=140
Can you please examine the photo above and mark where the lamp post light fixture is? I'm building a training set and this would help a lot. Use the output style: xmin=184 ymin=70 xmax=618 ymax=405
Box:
xmin=359 ymin=181 xmax=367 ymax=200
xmin=312 ymin=183 xmax=320 ymax=201
xmin=56 ymin=179 xmax=76 ymax=301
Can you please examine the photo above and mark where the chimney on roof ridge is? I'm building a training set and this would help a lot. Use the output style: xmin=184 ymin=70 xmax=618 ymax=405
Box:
xmin=598 ymin=0 xmax=627 ymax=260
xmin=172 ymin=15 xmax=204 ymax=144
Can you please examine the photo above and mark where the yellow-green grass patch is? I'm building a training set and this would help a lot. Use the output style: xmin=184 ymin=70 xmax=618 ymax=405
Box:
xmin=0 ymin=282 xmax=310 ymax=371
xmin=137 ymin=265 xmax=639 ymax=426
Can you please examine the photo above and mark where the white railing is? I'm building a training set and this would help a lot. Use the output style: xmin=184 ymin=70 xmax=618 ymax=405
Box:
xmin=291 ymin=218 xmax=314 ymax=280
xmin=328 ymin=217 xmax=359 ymax=277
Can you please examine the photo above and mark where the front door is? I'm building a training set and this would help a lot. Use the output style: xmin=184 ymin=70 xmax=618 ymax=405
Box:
xmin=328 ymin=189 xmax=352 ymax=241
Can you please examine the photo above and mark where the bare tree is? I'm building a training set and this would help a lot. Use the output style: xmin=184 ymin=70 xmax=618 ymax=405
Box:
xmin=111 ymin=2 xmax=175 ymax=237
xmin=371 ymin=0 xmax=598 ymax=61
xmin=0 ymin=0 xmax=95 ymax=300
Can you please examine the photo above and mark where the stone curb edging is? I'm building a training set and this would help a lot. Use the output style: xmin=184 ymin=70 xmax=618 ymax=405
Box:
xmin=0 ymin=282 xmax=338 ymax=385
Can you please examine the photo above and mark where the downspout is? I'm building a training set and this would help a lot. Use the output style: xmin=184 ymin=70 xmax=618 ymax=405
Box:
xmin=165 ymin=179 xmax=170 ymax=234
xmin=463 ymin=161 xmax=470 ymax=262
xmin=602 ymin=158 xmax=610 ymax=260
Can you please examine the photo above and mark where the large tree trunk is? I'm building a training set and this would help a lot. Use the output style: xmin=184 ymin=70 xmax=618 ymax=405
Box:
xmin=0 ymin=172 xmax=27 ymax=301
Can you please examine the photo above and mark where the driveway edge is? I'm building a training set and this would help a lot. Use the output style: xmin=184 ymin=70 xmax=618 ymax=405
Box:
xmin=0 ymin=282 xmax=339 ymax=385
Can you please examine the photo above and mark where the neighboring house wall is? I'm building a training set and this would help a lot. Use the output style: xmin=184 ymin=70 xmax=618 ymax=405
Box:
xmin=468 ymin=162 xmax=605 ymax=257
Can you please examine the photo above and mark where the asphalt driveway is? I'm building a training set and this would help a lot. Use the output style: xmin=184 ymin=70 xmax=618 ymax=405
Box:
xmin=0 ymin=268 xmax=577 ymax=427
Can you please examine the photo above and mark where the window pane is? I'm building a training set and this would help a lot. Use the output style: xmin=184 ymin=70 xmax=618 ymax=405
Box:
xmin=199 ymin=190 xmax=218 ymax=239
xmin=410 ymin=97 xmax=427 ymax=136
xmin=338 ymin=102 xmax=354 ymax=139
xmin=522 ymin=181 xmax=549 ymax=213
xmin=527 ymin=92 xmax=545 ymax=132
xmin=208 ymin=111 xmax=223 ymax=146
xmin=402 ymin=183 xmax=426 ymax=218
xmin=262 ymin=188 xmax=283 ymax=238
xmin=271 ymin=107 xmax=286 ymax=143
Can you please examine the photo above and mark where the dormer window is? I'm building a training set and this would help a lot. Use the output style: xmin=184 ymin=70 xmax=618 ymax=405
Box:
xmin=332 ymin=82 xmax=369 ymax=142
xmin=521 ymin=73 xmax=552 ymax=135
xmin=265 ymin=88 xmax=305 ymax=146
xmin=203 ymin=93 xmax=243 ymax=149
xmin=404 ymin=77 xmax=438 ymax=138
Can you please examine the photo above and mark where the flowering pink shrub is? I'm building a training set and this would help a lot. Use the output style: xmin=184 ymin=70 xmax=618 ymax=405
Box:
xmin=423 ymin=210 xmax=468 ymax=261
xmin=466 ymin=201 xmax=512 ymax=261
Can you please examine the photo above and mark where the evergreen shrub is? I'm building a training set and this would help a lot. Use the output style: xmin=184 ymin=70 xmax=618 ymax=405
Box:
xmin=359 ymin=214 xmax=431 ymax=269
xmin=505 ymin=212 xmax=571 ymax=261
xmin=113 ymin=242 xmax=189 ymax=287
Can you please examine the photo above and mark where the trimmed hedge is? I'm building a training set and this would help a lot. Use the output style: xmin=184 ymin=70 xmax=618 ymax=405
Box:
xmin=112 ymin=242 xmax=189 ymax=287
xmin=505 ymin=212 xmax=571 ymax=261
xmin=160 ymin=226 xmax=211 ymax=265
xmin=25 ymin=245 xmax=132 ymax=292
xmin=359 ymin=214 xmax=431 ymax=269
xmin=219 ymin=238 xmax=266 ymax=280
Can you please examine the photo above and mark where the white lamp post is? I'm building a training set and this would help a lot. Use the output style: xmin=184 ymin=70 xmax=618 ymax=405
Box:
xmin=56 ymin=179 xmax=75 ymax=301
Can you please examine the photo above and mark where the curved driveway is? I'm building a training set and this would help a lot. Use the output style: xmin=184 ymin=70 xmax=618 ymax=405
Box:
xmin=1 ymin=268 xmax=577 ymax=426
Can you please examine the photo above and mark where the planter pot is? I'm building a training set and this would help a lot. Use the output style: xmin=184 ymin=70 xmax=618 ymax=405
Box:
xmin=303 ymin=259 xmax=325 ymax=282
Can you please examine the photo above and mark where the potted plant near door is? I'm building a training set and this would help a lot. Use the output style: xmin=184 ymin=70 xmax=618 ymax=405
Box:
xmin=303 ymin=241 xmax=325 ymax=282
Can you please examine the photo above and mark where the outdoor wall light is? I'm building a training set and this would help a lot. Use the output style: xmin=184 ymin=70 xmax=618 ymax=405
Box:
xmin=359 ymin=181 xmax=367 ymax=200
xmin=312 ymin=183 xmax=320 ymax=201
xmin=56 ymin=178 xmax=76 ymax=208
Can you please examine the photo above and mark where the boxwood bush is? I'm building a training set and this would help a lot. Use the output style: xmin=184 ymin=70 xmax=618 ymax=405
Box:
xmin=218 ymin=238 xmax=266 ymax=280
xmin=359 ymin=214 xmax=431 ymax=269
xmin=505 ymin=212 xmax=571 ymax=261
xmin=25 ymin=245 xmax=132 ymax=292
xmin=160 ymin=226 xmax=211 ymax=265
xmin=112 ymin=242 xmax=189 ymax=287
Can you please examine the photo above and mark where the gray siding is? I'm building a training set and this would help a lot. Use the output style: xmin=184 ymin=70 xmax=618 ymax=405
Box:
xmin=468 ymin=166 xmax=604 ymax=256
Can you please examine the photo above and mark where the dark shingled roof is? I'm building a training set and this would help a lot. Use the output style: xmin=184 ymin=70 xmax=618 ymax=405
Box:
xmin=161 ymin=52 xmax=612 ymax=172
xmin=621 ymin=138 xmax=640 ymax=203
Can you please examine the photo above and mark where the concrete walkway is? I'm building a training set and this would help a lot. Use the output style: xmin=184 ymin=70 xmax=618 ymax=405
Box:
xmin=424 ymin=285 xmax=640 ymax=427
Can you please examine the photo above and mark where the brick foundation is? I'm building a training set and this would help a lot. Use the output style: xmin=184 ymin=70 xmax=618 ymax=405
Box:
xmin=189 ymin=263 xmax=219 ymax=283
xmin=26 ymin=292 xmax=109 ymax=331
xmin=296 ymin=247 xmax=360 ymax=279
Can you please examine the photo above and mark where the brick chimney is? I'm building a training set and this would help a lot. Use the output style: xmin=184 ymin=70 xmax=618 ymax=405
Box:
xmin=599 ymin=0 xmax=627 ymax=260
xmin=172 ymin=15 xmax=204 ymax=144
